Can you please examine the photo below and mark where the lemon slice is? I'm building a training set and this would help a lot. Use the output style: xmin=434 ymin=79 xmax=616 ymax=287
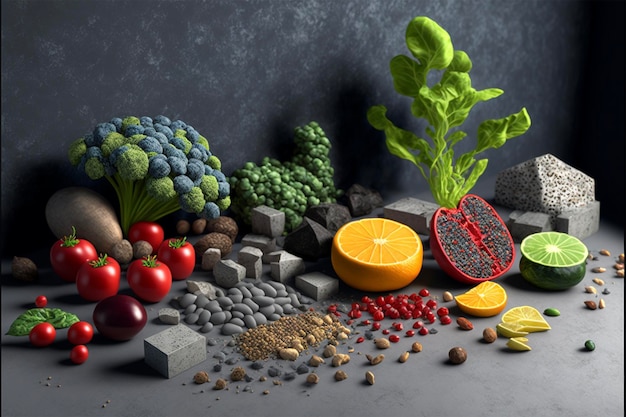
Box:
xmin=496 ymin=322 xmax=529 ymax=338
xmin=501 ymin=306 xmax=551 ymax=331
xmin=507 ymin=337 xmax=532 ymax=351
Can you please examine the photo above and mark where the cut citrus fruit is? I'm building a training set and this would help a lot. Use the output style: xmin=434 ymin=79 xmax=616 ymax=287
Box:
xmin=506 ymin=337 xmax=532 ymax=351
xmin=454 ymin=281 xmax=508 ymax=317
xmin=496 ymin=322 xmax=529 ymax=338
xmin=331 ymin=218 xmax=423 ymax=292
xmin=519 ymin=232 xmax=588 ymax=290
xmin=501 ymin=306 xmax=551 ymax=331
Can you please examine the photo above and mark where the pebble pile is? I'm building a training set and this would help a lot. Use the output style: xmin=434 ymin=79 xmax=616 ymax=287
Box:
xmin=166 ymin=278 xmax=314 ymax=336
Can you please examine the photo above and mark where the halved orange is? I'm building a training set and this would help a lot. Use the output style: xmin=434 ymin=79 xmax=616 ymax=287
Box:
xmin=331 ymin=218 xmax=423 ymax=292
xmin=454 ymin=281 xmax=508 ymax=317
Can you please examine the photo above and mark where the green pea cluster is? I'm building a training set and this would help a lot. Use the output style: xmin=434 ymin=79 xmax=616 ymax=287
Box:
xmin=229 ymin=121 xmax=342 ymax=232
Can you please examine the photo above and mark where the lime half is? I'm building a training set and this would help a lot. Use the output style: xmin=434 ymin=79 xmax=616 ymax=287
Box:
xmin=519 ymin=232 xmax=588 ymax=290
xmin=520 ymin=232 xmax=588 ymax=267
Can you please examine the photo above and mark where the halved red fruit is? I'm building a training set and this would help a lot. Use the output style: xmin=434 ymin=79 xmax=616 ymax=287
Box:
xmin=429 ymin=194 xmax=514 ymax=284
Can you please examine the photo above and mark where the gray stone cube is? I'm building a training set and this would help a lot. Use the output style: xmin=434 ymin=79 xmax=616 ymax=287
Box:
xmin=270 ymin=251 xmax=306 ymax=283
xmin=144 ymin=325 xmax=206 ymax=378
xmin=508 ymin=211 xmax=552 ymax=242
xmin=295 ymin=272 xmax=339 ymax=301
xmin=213 ymin=259 xmax=246 ymax=288
xmin=251 ymin=205 xmax=285 ymax=238
xmin=237 ymin=246 xmax=264 ymax=279
xmin=241 ymin=233 xmax=277 ymax=254
xmin=556 ymin=200 xmax=600 ymax=240
xmin=383 ymin=197 xmax=439 ymax=235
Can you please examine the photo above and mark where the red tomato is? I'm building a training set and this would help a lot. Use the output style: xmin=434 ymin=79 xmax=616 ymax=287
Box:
xmin=128 ymin=221 xmax=165 ymax=255
xmin=67 ymin=321 xmax=94 ymax=345
xmin=157 ymin=237 xmax=195 ymax=280
xmin=50 ymin=227 xmax=98 ymax=282
xmin=70 ymin=344 xmax=89 ymax=364
xmin=35 ymin=295 xmax=48 ymax=308
xmin=75 ymin=254 xmax=121 ymax=302
xmin=127 ymin=256 xmax=172 ymax=302
xmin=29 ymin=322 xmax=56 ymax=347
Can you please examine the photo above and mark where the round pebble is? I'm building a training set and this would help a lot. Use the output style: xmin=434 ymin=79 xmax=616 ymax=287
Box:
xmin=233 ymin=303 xmax=254 ymax=316
xmin=253 ymin=312 xmax=267 ymax=325
xmin=242 ymin=298 xmax=259 ymax=312
xmin=179 ymin=293 xmax=197 ymax=308
xmin=257 ymin=282 xmax=278 ymax=297
xmin=185 ymin=313 xmax=200 ymax=324
xmin=197 ymin=310 xmax=211 ymax=325
xmin=243 ymin=315 xmax=257 ymax=329
xmin=184 ymin=304 xmax=197 ymax=315
xmin=205 ymin=300 xmax=222 ymax=313
xmin=253 ymin=295 xmax=274 ymax=307
xmin=210 ymin=311 xmax=227 ymax=325
xmin=229 ymin=317 xmax=245 ymax=327
xmin=217 ymin=296 xmax=234 ymax=309
xmin=222 ymin=323 xmax=244 ymax=335
xmin=200 ymin=322 xmax=214 ymax=333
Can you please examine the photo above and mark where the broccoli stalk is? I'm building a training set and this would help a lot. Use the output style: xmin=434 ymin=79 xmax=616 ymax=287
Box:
xmin=68 ymin=115 xmax=230 ymax=237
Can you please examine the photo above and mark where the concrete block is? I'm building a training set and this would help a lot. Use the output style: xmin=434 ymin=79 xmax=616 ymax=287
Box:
xmin=270 ymin=252 xmax=306 ymax=283
xmin=201 ymin=247 xmax=221 ymax=271
xmin=251 ymin=205 xmax=285 ymax=238
xmin=508 ymin=211 xmax=552 ymax=242
xmin=213 ymin=259 xmax=246 ymax=288
xmin=262 ymin=250 xmax=288 ymax=265
xmin=144 ymin=324 xmax=206 ymax=378
xmin=383 ymin=197 xmax=439 ymax=235
xmin=295 ymin=272 xmax=339 ymax=301
xmin=158 ymin=308 xmax=180 ymax=325
xmin=241 ymin=233 xmax=277 ymax=254
xmin=237 ymin=246 xmax=264 ymax=279
xmin=556 ymin=200 xmax=600 ymax=240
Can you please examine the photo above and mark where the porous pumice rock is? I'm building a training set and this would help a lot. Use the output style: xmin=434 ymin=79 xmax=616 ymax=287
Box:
xmin=344 ymin=184 xmax=383 ymax=217
xmin=495 ymin=154 xmax=596 ymax=226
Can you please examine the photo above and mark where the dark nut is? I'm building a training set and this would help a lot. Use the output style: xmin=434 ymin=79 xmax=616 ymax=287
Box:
xmin=482 ymin=327 xmax=497 ymax=343
xmin=448 ymin=347 xmax=467 ymax=364
xmin=456 ymin=317 xmax=474 ymax=330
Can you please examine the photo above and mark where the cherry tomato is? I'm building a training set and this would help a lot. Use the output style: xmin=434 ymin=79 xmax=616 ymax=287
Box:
xmin=50 ymin=227 xmax=98 ymax=282
xmin=127 ymin=255 xmax=172 ymax=302
xmin=29 ymin=322 xmax=56 ymax=347
xmin=70 ymin=344 xmax=89 ymax=364
xmin=128 ymin=221 xmax=165 ymax=255
xmin=157 ymin=237 xmax=195 ymax=280
xmin=35 ymin=295 xmax=48 ymax=308
xmin=67 ymin=321 xmax=94 ymax=345
xmin=75 ymin=254 xmax=121 ymax=302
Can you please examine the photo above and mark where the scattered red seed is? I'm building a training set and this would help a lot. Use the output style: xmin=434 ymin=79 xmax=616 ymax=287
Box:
xmin=405 ymin=330 xmax=415 ymax=337
xmin=356 ymin=336 xmax=365 ymax=343
xmin=389 ymin=334 xmax=400 ymax=343
xmin=419 ymin=288 xmax=430 ymax=297
xmin=419 ymin=327 xmax=429 ymax=335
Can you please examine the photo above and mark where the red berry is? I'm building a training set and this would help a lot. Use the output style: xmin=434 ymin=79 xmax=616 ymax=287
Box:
xmin=426 ymin=299 xmax=438 ymax=309
xmin=439 ymin=315 xmax=452 ymax=325
xmin=405 ymin=330 xmax=415 ymax=337
xmin=393 ymin=322 xmax=404 ymax=331
xmin=35 ymin=295 xmax=48 ymax=308
xmin=382 ymin=329 xmax=390 ymax=335
xmin=372 ymin=310 xmax=384 ymax=321
xmin=356 ymin=336 xmax=365 ymax=343
xmin=419 ymin=288 xmax=430 ymax=297
xmin=437 ymin=307 xmax=450 ymax=317
xmin=412 ymin=320 xmax=424 ymax=329
xmin=419 ymin=327 xmax=429 ymax=335
xmin=389 ymin=334 xmax=400 ymax=343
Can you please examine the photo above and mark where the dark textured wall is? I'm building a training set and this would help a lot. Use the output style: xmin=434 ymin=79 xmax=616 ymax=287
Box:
xmin=1 ymin=0 xmax=623 ymax=257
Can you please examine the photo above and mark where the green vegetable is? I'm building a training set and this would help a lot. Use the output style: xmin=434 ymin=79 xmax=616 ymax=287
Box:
xmin=543 ymin=308 xmax=561 ymax=317
xmin=6 ymin=308 xmax=80 ymax=336
xmin=68 ymin=116 xmax=231 ymax=236
xmin=229 ymin=121 xmax=342 ymax=232
xmin=584 ymin=339 xmax=596 ymax=351
xmin=367 ymin=16 xmax=531 ymax=208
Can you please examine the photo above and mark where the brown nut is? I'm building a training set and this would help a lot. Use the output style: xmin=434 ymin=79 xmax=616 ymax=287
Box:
xmin=193 ymin=371 xmax=210 ymax=384
xmin=483 ymin=327 xmax=497 ymax=343
xmin=448 ymin=347 xmax=467 ymax=364
xmin=457 ymin=317 xmax=474 ymax=330
xmin=584 ymin=300 xmax=597 ymax=310
xmin=411 ymin=341 xmax=423 ymax=353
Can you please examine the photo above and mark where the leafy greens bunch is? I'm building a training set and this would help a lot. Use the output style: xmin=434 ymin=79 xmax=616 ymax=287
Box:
xmin=367 ymin=16 xmax=531 ymax=208
xmin=229 ymin=121 xmax=342 ymax=232
xmin=68 ymin=115 xmax=231 ymax=236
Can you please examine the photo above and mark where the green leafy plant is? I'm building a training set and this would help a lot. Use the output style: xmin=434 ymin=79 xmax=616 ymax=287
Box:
xmin=6 ymin=308 xmax=80 ymax=336
xmin=367 ymin=16 xmax=531 ymax=208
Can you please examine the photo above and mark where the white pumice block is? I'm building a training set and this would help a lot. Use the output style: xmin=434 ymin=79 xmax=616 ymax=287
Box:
xmin=251 ymin=205 xmax=285 ymax=237
xmin=383 ymin=197 xmax=439 ymax=235
xmin=241 ymin=233 xmax=277 ymax=254
xmin=201 ymin=247 xmax=221 ymax=271
xmin=270 ymin=252 xmax=305 ymax=283
xmin=144 ymin=324 xmax=206 ymax=378
xmin=237 ymin=246 xmax=264 ymax=279
xmin=295 ymin=272 xmax=339 ymax=301
xmin=213 ymin=259 xmax=246 ymax=288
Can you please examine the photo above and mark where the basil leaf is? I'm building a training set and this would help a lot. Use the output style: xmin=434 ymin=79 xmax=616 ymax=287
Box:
xmin=405 ymin=16 xmax=454 ymax=71
xmin=6 ymin=308 xmax=80 ymax=336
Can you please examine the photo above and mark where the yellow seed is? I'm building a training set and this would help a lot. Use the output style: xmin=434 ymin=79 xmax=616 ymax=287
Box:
xmin=619 ymin=253 xmax=625 ymax=263
xmin=592 ymin=278 xmax=605 ymax=285
xmin=616 ymin=269 xmax=625 ymax=278
xmin=331 ymin=353 xmax=350 ymax=367
xmin=411 ymin=341 xmax=423 ymax=353
xmin=334 ymin=370 xmax=348 ymax=381
xmin=584 ymin=285 xmax=597 ymax=294
xmin=599 ymin=249 xmax=611 ymax=256
xmin=591 ymin=267 xmax=606 ymax=273
xmin=374 ymin=338 xmax=390 ymax=349
xmin=309 ymin=355 xmax=325 ymax=367
xmin=323 ymin=344 xmax=337 ymax=358
xmin=365 ymin=371 xmax=375 ymax=385
xmin=599 ymin=298 xmax=606 ymax=309
xmin=369 ymin=354 xmax=385 ymax=365
xmin=398 ymin=351 xmax=410 ymax=363
xmin=306 ymin=373 xmax=319 ymax=384
xmin=442 ymin=291 xmax=454 ymax=302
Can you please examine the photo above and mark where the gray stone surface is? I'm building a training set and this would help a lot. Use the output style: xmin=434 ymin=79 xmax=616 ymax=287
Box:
xmin=556 ymin=200 xmax=601 ymax=240
xmin=383 ymin=197 xmax=440 ymax=235
xmin=240 ymin=233 xmax=277 ymax=254
xmin=270 ymin=251 xmax=306 ymax=283
xmin=508 ymin=211 xmax=552 ymax=242
xmin=251 ymin=205 xmax=286 ymax=238
xmin=304 ymin=203 xmax=352 ymax=233
xmin=294 ymin=272 xmax=339 ymax=301
xmin=283 ymin=217 xmax=333 ymax=259
xmin=237 ymin=246 xmax=264 ymax=279
xmin=158 ymin=308 xmax=180 ymax=325
xmin=200 ymin=247 xmax=221 ymax=271
xmin=213 ymin=259 xmax=246 ymax=288
xmin=143 ymin=325 xmax=206 ymax=378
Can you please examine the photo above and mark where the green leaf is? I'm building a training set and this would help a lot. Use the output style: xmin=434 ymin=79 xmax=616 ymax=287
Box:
xmin=476 ymin=107 xmax=531 ymax=153
xmin=6 ymin=308 xmax=80 ymax=336
xmin=405 ymin=16 xmax=454 ymax=71
xmin=448 ymin=50 xmax=472 ymax=73
xmin=390 ymin=55 xmax=424 ymax=98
